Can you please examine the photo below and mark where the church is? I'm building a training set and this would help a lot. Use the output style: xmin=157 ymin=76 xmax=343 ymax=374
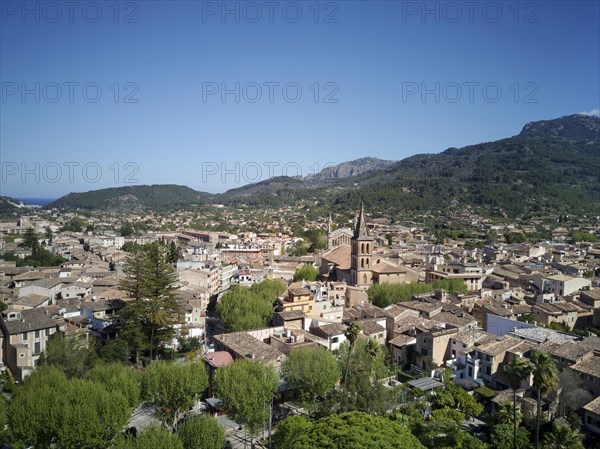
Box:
xmin=320 ymin=204 xmax=418 ymax=289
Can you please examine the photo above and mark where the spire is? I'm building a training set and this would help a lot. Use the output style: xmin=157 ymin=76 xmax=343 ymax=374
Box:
xmin=353 ymin=202 xmax=368 ymax=239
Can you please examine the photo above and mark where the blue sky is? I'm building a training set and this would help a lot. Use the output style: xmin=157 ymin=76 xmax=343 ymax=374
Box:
xmin=1 ymin=0 xmax=599 ymax=199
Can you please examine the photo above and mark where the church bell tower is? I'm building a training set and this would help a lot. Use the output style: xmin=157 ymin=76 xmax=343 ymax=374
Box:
xmin=350 ymin=203 xmax=373 ymax=287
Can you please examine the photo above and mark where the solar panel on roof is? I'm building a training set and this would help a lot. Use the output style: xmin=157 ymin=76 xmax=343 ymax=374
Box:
xmin=408 ymin=377 xmax=444 ymax=391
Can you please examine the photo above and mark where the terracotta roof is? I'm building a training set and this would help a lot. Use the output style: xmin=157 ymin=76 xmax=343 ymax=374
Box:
xmin=537 ymin=341 xmax=592 ymax=362
xmin=203 ymin=351 xmax=234 ymax=368
xmin=310 ymin=323 xmax=347 ymax=337
xmin=275 ymin=310 xmax=305 ymax=320
xmin=343 ymin=308 xmax=362 ymax=321
xmin=353 ymin=302 xmax=387 ymax=318
xmin=581 ymin=289 xmax=600 ymax=301
xmin=289 ymin=287 xmax=311 ymax=296
xmin=12 ymin=271 xmax=46 ymax=281
xmin=477 ymin=337 xmax=523 ymax=356
xmin=27 ymin=278 xmax=65 ymax=289
xmin=571 ymin=353 xmax=600 ymax=378
xmin=534 ymin=301 xmax=584 ymax=315
xmin=580 ymin=335 xmax=600 ymax=351
xmin=453 ymin=329 xmax=497 ymax=347
xmin=401 ymin=301 xmax=443 ymax=314
xmin=84 ymin=288 xmax=128 ymax=301
xmin=384 ymin=303 xmax=419 ymax=319
xmin=357 ymin=319 xmax=385 ymax=336
xmin=394 ymin=316 xmax=440 ymax=334
xmin=10 ymin=294 xmax=48 ymax=308
xmin=432 ymin=311 xmax=477 ymax=327
xmin=213 ymin=332 xmax=285 ymax=363
xmin=388 ymin=334 xmax=416 ymax=347
xmin=584 ymin=396 xmax=600 ymax=415
xmin=372 ymin=262 xmax=406 ymax=274
xmin=321 ymin=245 xmax=351 ymax=270
xmin=2 ymin=307 xmax=58 ymax=334
xmin=81 ymin=299 xmax=126 ymax=312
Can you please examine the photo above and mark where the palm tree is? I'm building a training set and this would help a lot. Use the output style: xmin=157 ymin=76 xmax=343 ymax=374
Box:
xmin=543 ymin=421 xmax=584 ymax=449
xmin=504 ymin=356 xmax=533 ymax=449
xmin=343 ymin=322 xmax=361 ymax=387
xmin=495 ymin=401 xmax=522 ymax=426
xmin=531 ymin=350 xmax=558 ymax=449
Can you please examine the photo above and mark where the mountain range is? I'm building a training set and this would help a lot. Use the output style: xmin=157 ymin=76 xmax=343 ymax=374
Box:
xmin=8 ymin=114 xmax=599 ymax=218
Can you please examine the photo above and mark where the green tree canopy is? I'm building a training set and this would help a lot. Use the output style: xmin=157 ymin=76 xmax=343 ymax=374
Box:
xmin=177 ymin=414 xmax=225 ymax=449
xmin=121 ymin=241 xmax=142 ymax=252
xmin=86 ymin=362 xmax=141 ymax=409
xmin=9 ymin=227 xmax=66 ymax=267
xmin=557 ymin=369 xmax=593 ymax=416
xmin=99 ymin=339 xmax=131 ymax=364
xmin=115 ymin=424 xmax=184 ymax=449
xmin=504 ymin=356 xmax=533 ymax=449
xmin=8 ymin=365 xmax=130 ymax=449
xmin=217 ymin=280 xmax=285 ymax=331
xmin=281 ymin=346 xmax=340 ymax=409
xmin=0 ymin=394 xmax=6 ymax=445
xmin=490 ymin=423 xmax=532 ymax=449
xmin=118 ymin=242 xmax=182 ymax=360
xmin=569 ymin=230 xmax=596 ymax=243
xmin=531 ymin=350 xmax=558 ymax=449
xmin=274 ymin=412 xmax=426 ymax=449
xmin=60 ymin=216 xmax=87 ymax=232
xmin=542 ymin=420 xmax=584 ymax=449
xmin=120 ymin=222 xmax=135 ymax=237
xmin=333 ymin=337 xmax=390 ymax=415
xmin=214 ymin=359 xmax=279 ymax=437
xmin=141 ymin=361 xmax=209 ymax=430
xmin=431 ymin=383 xmax=483 ymax=419
xmin=293 ymin=264 xmax=318 ymax=282
xmin=494 ymin=401 xmax=523 ymax=426
xmin=40 ymin=333 xmax=97 ymax=379
xmin=368 ymin=279 xmax=468 ymax=308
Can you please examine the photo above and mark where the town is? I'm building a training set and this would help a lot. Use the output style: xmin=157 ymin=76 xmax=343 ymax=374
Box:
xmin=0 ymin=202 xmax=599 ymax=448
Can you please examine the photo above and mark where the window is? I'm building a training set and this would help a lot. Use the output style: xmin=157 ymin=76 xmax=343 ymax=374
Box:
xmin=34 ymin=341 xmax=41 ymax=354
xmin=34 ymin=330 xmax=40 ymax=339
xmin=45 ymin=328 xmax=50 ymax=337
xmin=22 ymin=332 xmax=27 ymax=342
xmin=332 ymin=337 xmax=339 ymax=343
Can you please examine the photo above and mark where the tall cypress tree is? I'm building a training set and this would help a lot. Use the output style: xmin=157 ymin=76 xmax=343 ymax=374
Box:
xmin=118 ymin=243 xmax=182 ymax=362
